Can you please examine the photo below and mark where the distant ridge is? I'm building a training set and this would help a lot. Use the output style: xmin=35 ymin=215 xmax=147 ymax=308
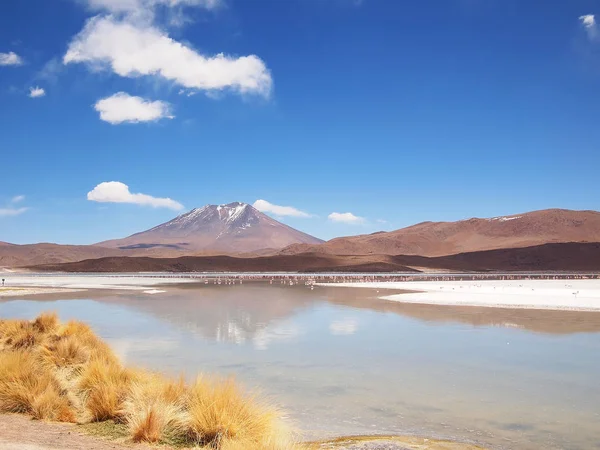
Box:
xmin=280 ymin=209 xmax=600 ymax=257
xmin=3 ymin=208 xmax=600 ymax=270
xmin=29 ymin=243 xmax=600 ymax=273
xmin=97 ymin=202 xmax=323 ymax=254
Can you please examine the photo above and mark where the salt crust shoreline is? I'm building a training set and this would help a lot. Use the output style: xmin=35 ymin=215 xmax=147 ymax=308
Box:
xmin=4 ymin=275 xmax=600 ymax=311
xmin=0 ymin=275 xmax=196 ymax=297
xmin=316 ymin=279 xmax=600 ymax=311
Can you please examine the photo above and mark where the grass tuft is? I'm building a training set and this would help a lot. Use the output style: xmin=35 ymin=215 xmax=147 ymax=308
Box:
xmin=79 ymin=358 xmax=134 ymax=423
xmin=32 ymin=312 xmax=59 ymax=334
xmin=185 ymin=376 xmax=292 ymax=449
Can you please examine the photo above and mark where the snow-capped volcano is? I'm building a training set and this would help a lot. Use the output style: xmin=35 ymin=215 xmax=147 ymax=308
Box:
xmin=97 ymin=202 xmax=323 ymax=254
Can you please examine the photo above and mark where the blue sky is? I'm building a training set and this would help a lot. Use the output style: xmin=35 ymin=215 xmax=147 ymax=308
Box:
xmin=0 ymin=0 xmax=599 ymax=244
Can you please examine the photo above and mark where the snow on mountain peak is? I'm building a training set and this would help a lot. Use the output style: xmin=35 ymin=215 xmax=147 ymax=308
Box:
xmin=97 ymin=200 xmax=323 ymax=252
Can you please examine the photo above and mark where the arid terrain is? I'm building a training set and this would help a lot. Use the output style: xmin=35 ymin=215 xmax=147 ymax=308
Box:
xmin=28 ymin=242 xmax=600 ymax=273
xmin=3 ymin=208 xmax=600 ymax=272
xmin=0 ymin=415 xmax=484 ymax=450
xmin=281 ymin=209 xmax=600 ymax=257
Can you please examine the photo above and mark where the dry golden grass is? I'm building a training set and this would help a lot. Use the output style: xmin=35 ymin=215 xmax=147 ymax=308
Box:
xmin=0 ymin=312 xmax=297 ymax=449
xmin=0 ymin=350 xmax=41 ymax=414
xmin=186 ymin=376 xmax=276 ymax=446
xmin=79 ymin=358 xmax=136 ymax=423
xmin=0 ymin=350 xmax=74 ymax=421
xmin=32 ymin=312 xmax=59 ymax=334
xmin=123 ymin=373 xmax=188 ymax=443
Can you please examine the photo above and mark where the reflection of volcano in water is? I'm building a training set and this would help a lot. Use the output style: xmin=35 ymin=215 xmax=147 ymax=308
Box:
xmin=96 ymin=283 xmax=600 ymax=340
xmin=101 ymin=284 xmax=316 ymax=347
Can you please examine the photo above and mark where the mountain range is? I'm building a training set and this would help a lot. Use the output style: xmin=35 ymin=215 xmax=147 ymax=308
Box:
xmin=2 ymin=205 xmax=600 ymax=271
xmin=280 ymin=209 xmax=600 ymax=257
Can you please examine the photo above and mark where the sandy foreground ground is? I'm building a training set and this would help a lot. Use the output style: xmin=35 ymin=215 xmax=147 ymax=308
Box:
xmin=0 ymin=414 xmax=155 ymax=450
xmin=0 ymin=275 xmax=196 ymax=297
xmin=0 ymin=414 xmax=483 ymax=450
xmin=317 ymin=279 xmax=600 ymax=311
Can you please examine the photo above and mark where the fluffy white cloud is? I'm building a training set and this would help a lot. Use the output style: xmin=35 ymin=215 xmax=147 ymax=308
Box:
xmin=253 ymin=199 xmax=311 ymax=218
xmin=87 ymin=181 xmax=184 ymax=210
xmin=94 ymin=92 xmax=173 ymax=124
xmin=28 ymin=87 xmax=46 ymax=98
xmin=84 ymin=0 xmax=219 ymax=14
xmin=328 ymin=212 xmax=365 ymax=224
xmin=0 ymin=51 xmax=23 ymax=66
xmin=0 ymin=208 xmax=28 ymax=217
xmin=580 ymin=14 xmax=596 ymax=29
xmin=64 ymin=16 xmax=272 ymax=97
xmin=11 ymin=195 xmax=25 ymax=203
xmin=580 ymin=14 xmax=597 ymax=40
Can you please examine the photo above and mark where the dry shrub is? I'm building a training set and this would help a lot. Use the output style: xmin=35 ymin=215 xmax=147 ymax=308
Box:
xmin=32 ymin=312 xmax=59 ymax=334
xmin=128 ymin=399 xmax=185 ymax=443
xmin=124 ymin=374 xmax=187 ymax=443
xmin=186 ymin=376 xmax=288 ymax=449
xmin=78 ymin=358 xmax=134 ymax=422
xmin=0 ymin=350 xmax=75 ymax=421
xmin=58 ymin=321 xmax=118 ymax=365
xmin=58 ymin=320 xmax=94 ymax=338
xmin=3 ymin=322 xmax=42 ymax=350
xmin=1 ymin=314 xmax=57 ymax=351
xmin=30 ymin=383 xmax=76 ymax=422
xmin=38 ymin=334 xmax=91 ymax=369
xmin=0 ymin=351 xmax=39 ymax=413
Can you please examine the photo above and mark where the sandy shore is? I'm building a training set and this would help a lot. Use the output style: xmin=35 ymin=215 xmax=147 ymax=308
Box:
xmin=0 ymin=414 xmax=155 ymax=450
xmin=0 ymin=414 xmax=485 ymax=450
xmin=317 ymin=279 xmax=600 ymax=311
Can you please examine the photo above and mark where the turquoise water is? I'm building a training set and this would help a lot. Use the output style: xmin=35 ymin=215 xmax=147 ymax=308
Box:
xmin=2 ymin=284 xmax=600 ymax=449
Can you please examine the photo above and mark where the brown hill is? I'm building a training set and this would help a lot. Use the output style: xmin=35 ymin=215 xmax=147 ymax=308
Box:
xmin=0 ymin=242 xmax=124 ymax=267
xmin=28 ymin=253 xmax=416 ymax=273
xmin=29 ymin=242 xmax=600 ymax=273
xmin=281 ymin=209 xmax=600 ymax=257
xmin=97 ymin=202 xmax=323 ymax=254
xmin=0 ymin=241 xmax=198 ymax=268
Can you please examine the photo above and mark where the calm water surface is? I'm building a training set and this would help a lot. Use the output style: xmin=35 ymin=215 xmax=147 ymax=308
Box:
xmin=1 ymin=284 xmax=600 ymax=449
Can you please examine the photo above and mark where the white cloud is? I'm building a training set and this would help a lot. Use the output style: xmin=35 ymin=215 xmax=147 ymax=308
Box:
xmin=1 ymin=196 xmax=29 ymax=217
xmin=87 ymin=181 xmax=184 ymax=210
xmin=0 ymin=208 xmax=28 ymax=217
xmin=253 ymin=199 xmax=312 ymax=218
xmin=328 ymin=212 xmax=365 ymax=224
xmin=329 ymin=318 xmax=358 ymax=336
xmin=580 ymin=14 xmax=597 ymax=40
xmin=580 ymin=14 xmax=596 ymax=29
xmin=94 ymin=92 xmax=173 ymax=124
xmin=28 ymin=86 xmax=46 ymax=98
xmin=64 ymin=15 xmax=272 ymax=98
xmin=84 ymin=0 xmax=219 ymax=15
xmin=0 ymin=51 xmax=23 ymax=66
xmin=376 ymin=219 xmax=388 ymax=224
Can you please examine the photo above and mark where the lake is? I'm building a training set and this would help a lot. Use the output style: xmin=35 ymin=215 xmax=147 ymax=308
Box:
xmin=1 ymin=283 xmax=600 ymax=449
